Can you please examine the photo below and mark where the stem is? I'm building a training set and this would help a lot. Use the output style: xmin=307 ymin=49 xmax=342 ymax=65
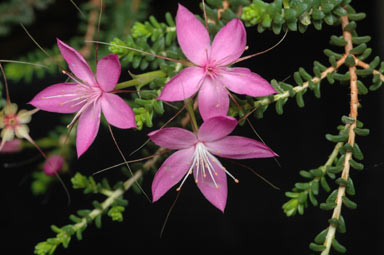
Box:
xmin=72 ymin=170 xmax=143 ymax=233
xmin=321 ymin=12 xmax=359 ymax=255
xmin=254 ymin=55 xmax=346 ymax=109
xmin=115 ymin=70 xmax=166 ymax=90
xmin=185 ymin=98 xmax=198 ymax=133
xmin=354 ymin=57 xmax=384 ymax=82
xmin=0 ymin=63 xmax=11 ymax=104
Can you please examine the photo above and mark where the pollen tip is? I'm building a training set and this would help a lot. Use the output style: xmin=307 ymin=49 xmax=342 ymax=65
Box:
xmin=176 ymin=187 xmax=181 ymax=191
xmin=195 ymin=179 xmax=198 ymax=183
xmin=215 ymin=185 xmax=219 ymax=189
xmin=41 ymin=96 xmax=45 ymax=99
xmin=214 ymin=172 xmax=218 ymax=176
xmin=235 ymin=179 xmax=239 ymax=183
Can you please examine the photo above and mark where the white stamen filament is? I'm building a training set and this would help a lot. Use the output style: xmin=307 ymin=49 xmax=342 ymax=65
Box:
xmin=176 ymin=142 xmax=238 ymax=191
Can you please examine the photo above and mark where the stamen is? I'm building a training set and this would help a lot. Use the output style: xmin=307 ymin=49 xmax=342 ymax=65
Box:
xmin=176 ymin=170 xmax=192 ymax=191
xmin=207 ymin=153 xmax=239 ymax=184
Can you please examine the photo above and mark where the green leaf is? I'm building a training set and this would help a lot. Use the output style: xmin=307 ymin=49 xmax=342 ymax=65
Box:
xmin=326 ymin=189 xmax=338 ymax=203
xmin=309 ymin=242 xmax=326 ymax=252
xmin=348 ymin=12 xmax=366 ymax=21
xmin=320 ymin=177 xmax=331 ymax=192
xmin=295 ymin=182 xmax=310 ymax=190
xmin=320 ymin=202 xmax=337 ymax=210
xmin=337 ymin=215 xmax=347 ymax=233
xmin=352 ymin=35 xmax=371 ymax=44
xmin=332 ymin=238 xmax=347 ymax=253
xmin=354 ymin=127 xmax=370 ymax=136
xmin=309 ymin=190 xmax=318 ymax=206
xmin=349 ymin=158 xmax=364 ymax=170
xmin=344 ymin=54 xmax=355 ymax=67
xmin=342 ymin=196 xmax=357 ymax=209
xmin=299 ymin=170 xmax=313 ymax=179
xmin=314 ymin=228 xmax=328 ymax=244
xmin=296 ymin=91 xmax=305 ymax=108
xmin=95 ymin=215 xmax=102 ymax=229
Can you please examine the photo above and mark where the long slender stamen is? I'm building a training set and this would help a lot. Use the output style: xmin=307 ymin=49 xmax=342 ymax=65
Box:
xmin=62 ymin=70 xmax=89 ymax=86
xmin=207 ymin=153 xmax=239 ymax=183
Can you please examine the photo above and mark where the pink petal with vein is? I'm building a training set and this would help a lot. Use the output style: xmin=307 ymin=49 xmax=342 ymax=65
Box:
xmin=57 ymin=38 xmax=97 ymax=86
xmin=198 ymin=116 xmax=237 ymax=142
xmin=101 ymin=93 xmax=136 ymax=129
xmin=176 ymin=4 xmax=211 ymax=66
xmin=158 ymin=67 xmax=205 ymax=101
xmin=198 ymin=78 xmax=229 ymax=121
xmin=205 ymin=136 xmax=278 ymax=159
xmin=194 ymin=156 xmax=227 ymax=212
xmin=28 ymin=83 xmax=82 ymax=113
xmin=148 ymin=127 xmax=197 ymax=150
xmin=211 ymin=19 xmax=246 ymax=66
xmin=96 ymin=54 xmax=121 ymax=92
xmin=152 ymin=147 xmax=195 ymax=202
xmin=220 ymin=67 xmax=276 ymax=97
xmin=76 ymin=102 xmax=101 ymax=157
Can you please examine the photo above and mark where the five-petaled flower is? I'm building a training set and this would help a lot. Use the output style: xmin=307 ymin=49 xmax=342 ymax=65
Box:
xmin=148 ymin=115 xmax=277 ymax=212
xmin=29 ymin=39 xmax=137 ymax=157
xmin=0 ymin=103 xmax=34 ymax=151
xmin=158 ymin=4 xmax=276 ymax=120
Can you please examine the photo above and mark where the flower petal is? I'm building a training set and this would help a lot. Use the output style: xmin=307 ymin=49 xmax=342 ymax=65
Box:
xmin=96 ymin=54 xmax=121 ymax=92
xmin=100 ymin=93 xmax=136 ymax=129
xmin=158 ymin=67 xmax=205 ymax=102
xmin=210 ymin=19 xmax=246 ymax=66
xmin=194 ymin=155 xmax=227 ymax=212
xmin=205 ymin=136 xmax=278 ymax=159
xmin=198 ymin=116 xmax=237 ymax=142
xmin=198 ymin=78 xmax=229 ymax=121
xmin=29 ymin=83 xmax=83 ymax=113
xmin=148 ymin=127 xmax=197 ymax=150
xmin=76 ymin=102 xmax=101 ymax=157
xmin=152 ymin=147 xmax=195 ymax=202
xmin=57 ymin=38 xmax=97 ymax=86
xmin=220 ymin=67 xmax=276 ymax=97
xmin=176 ymin=4 xmax=211 ymax=66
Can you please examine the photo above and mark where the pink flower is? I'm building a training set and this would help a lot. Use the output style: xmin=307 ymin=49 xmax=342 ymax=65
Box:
xmin=43 ymin=154 xmax=64 ymax=176
xmin=158 ymin=4 xmax=276 ymax=120
xmin=148 ymin=116 xmax=277 ymax=212
xmin=29 ymin=39 xmax=137 ymax=157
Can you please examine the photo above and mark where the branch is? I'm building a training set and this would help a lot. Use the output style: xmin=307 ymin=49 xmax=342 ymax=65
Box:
xmin=254 ymin=55 xmax=346 ymax=109
xmin=321 ymin=12 xmax=359 ymax=255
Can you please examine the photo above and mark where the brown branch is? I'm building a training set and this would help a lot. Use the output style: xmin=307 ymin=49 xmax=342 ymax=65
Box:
xmin=354 ymin=57 xmax=384 ymax=82
xmin=321 ymin=12 xmax=359 ymax=255
xmin=78 ymin=0 xmax=102 ymax=58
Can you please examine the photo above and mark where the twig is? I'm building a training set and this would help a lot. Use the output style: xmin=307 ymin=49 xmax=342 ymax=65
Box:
xmin=320 ymin=12 xmax=359 ymax=255
xmin=79 ymin=0 xmax=102 ymax=58
xmin=254 ymin=55 xmax=346 ymax=109
xmin=354 ymin=57 xmax=384 ymax=82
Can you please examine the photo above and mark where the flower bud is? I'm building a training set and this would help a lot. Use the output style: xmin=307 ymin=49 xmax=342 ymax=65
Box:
xmin=43 ymin=155 xmax=64 ymax=176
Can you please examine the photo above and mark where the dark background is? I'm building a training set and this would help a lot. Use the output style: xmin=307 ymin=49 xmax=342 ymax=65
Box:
xmin=1 ymin=0 xmax=383 ymax=254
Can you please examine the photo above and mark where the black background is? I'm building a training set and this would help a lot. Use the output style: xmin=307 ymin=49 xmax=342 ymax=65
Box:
xmin=1 ymin=0 xmax=383 ymax=254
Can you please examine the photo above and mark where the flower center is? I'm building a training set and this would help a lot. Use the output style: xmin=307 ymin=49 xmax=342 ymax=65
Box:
xmin=204 ymin=64 xmax=219 ymax=79
xmin=4 ymin=114 xmax=18 ymax=127
xmin=176 ymin=142 xmax=239 ymax=191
